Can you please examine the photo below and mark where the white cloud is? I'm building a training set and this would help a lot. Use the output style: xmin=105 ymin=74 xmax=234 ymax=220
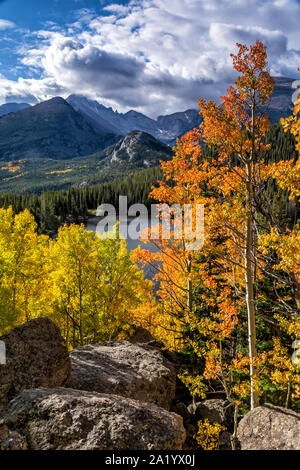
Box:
xmin=209 ymin=23 xmax=288 ymax=56
xmin=0 ymin=19 xmax=15 ymax=30
xmin=0 ymin=0 xmax=300 ymax=116
xmin=103 ymin=4 xmax=130 ymax=15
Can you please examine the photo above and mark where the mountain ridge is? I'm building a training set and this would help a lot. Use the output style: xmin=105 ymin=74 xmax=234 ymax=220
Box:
xmin=67 ymin=94 xmax=201 ymax=144
xmin=0 ymin=97 xmax=119 ymax=161
xmin=0 ymin=76 xmax=295 ymax=149
xmin=0 ymin=76 xmax=296 ymax=194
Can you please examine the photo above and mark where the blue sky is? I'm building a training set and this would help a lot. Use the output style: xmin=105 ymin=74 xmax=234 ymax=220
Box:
xmin=0 ymin=0 xmax=126 ymax=79
xmin=0 ymin=0 xmax=299 ymax=116
xmin=0 ymin=0 xmax=121 ymax=29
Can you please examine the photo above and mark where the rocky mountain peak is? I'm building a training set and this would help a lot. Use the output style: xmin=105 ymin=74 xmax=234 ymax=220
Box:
xmin=110 ymin=130 xmax=172 ymax=166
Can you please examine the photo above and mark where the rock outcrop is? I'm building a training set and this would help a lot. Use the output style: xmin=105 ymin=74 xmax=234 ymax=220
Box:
xmin=237 ymin=404 xmax=300 ymax=450
xmin=67 ymin=341 xmax=176 ymax=410
xmin=109 ymin=130 xmax=172 ymax=166
xmin=0 ymin=318 xmax=70 ymax=411
xmin=3 ymin=388 xmax=186 ymax=450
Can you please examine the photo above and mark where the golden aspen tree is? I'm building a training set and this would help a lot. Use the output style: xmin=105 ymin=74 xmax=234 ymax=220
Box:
xmin=47 ymin=224 xmax=152 ymax=348
xmin=199 ymin=41 xmax=274 ymax=409
xmin=0 ymin=207 xmax=49 ymax=333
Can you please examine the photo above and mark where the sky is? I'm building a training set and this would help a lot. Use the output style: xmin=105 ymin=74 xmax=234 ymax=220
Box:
xmin=0 ymin=0 xmax=299 ymax=117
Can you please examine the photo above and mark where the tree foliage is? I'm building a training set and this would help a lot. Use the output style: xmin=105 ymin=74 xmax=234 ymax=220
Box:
xmin=0 ymin=210 xmax=151 ymax=348
xmin=133 ymin=42 xmax=300 ymax=416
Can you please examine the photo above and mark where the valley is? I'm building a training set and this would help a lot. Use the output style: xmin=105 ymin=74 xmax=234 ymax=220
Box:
xmin=0 ymin=130 xmax=172 ymax=193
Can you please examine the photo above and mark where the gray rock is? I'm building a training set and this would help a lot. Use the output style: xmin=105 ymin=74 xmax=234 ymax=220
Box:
xmin=3 ymin=388 xmax=186 ymax=450
xmin=0 ymin=420 xmax=27 ymax=450
xmin=67 ymin=341 xmax=176 ymax=410
xmin=237 ymin=404 xmax=300 ymax=450
xmin=188 ymin=399 xmax=234 ymax=429
xmin=110 ymin=130 xmax=172 ymax=165
xmin=0 ymin=318 xmax=70 ymax=411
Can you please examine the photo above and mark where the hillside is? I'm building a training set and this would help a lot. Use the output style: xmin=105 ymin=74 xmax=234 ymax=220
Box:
xmin=0 ymin=97 xmax=118 ymax=161
xmin=0 ymin=131 xmax=172 ymax=194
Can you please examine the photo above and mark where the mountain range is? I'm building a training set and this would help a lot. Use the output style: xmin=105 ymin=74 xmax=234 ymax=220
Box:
xmin=66 ymin=94 xmax=202 ymax=144
xmin=0 ymin=76 xmax=296 ymax=193
xmin=67 ymin=77 xmax=295 ymax=141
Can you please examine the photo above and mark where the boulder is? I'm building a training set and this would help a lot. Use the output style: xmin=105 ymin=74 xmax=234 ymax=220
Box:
xmin=67 ymin=341 xmax=176 ymax=410
xmin=237 ymin=404 xmax=300 ymax=450
xmin=0 ymin=318 xmax=70 ymax=411
xmin=188 ymin=399 xmax=234 ymax=430
xmin=0 ymin=420 xmax=27 ymax=450
xmin=3 ymin=388 xmax=186 ymax=450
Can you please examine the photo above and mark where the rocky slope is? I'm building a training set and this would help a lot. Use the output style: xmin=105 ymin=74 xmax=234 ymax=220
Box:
xmin=107 ymin=130 xmax=172 ymax=166
xmin=0 ymin=318 xmax=185 ymax=450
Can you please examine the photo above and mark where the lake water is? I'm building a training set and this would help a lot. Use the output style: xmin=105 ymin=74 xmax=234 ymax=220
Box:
xmin=85 ymin=216 xmax=159 ymax=253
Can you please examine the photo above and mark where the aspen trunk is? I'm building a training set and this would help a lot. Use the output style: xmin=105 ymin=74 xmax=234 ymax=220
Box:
xmin=187 ymin=257 xmax=192 ymax=310
xmin=245 ymin=163 xmax=259 ymax=410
